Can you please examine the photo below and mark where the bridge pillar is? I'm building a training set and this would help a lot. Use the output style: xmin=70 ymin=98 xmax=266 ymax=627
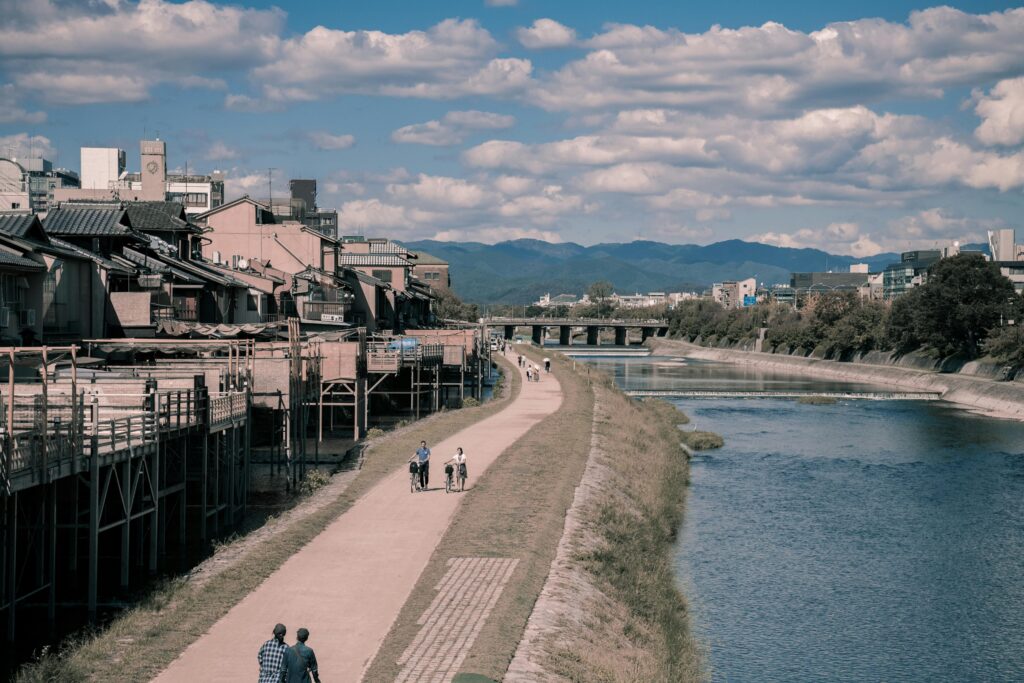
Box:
xmin=531 ymin=325 xmax=543 ymax=345
xmin=614 ymin=327 xmax=627 ymax=346
xmin=586 ymin=326 xmax=599 ymax=346
xmin=659 ymin=326 xmax=669 ymax=337
xmin=559 ymin=326 xmax=571 ymax=346
xmin=504 ymin=325 xmax=514 ymax=340
xmin=641 ymin=327 xmax=651 ymax=342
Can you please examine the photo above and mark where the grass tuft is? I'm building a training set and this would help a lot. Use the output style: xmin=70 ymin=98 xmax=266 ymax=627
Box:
xmin=681 ymin=430 xmax=724 ymax=450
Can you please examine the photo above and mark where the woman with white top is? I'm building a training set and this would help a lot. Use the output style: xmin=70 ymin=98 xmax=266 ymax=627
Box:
xmin=445 ymin=447 xmax=468 ymax=492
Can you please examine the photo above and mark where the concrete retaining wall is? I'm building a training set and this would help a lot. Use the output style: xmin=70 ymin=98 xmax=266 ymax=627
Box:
xmin=650 ymin=338 xmax=1024 ymax=420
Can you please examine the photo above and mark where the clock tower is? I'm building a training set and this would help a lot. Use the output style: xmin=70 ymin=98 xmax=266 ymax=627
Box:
xmin=140 ymin=139 xmax=166 ymax=200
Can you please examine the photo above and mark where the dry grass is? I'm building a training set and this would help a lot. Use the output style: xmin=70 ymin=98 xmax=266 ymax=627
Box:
xmin=14 ymin=366 xmax=520 ymax=683
xmin=680 ymin=430 xmax=724 ymax=450
xmin=544 ymin=386 xmax=705 ymax=682
xmin=364 ymin=346 xmax=595 ymax=681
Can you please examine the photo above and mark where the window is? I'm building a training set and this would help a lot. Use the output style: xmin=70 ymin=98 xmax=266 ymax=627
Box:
xmin=10 ymin=202 xmax=19 ymax=210
xmin=185 ymin=192 xmax=208 ymax=207
xmin=247 ymin=294 xmax=259 ymax=312
xmin=372 ymin=269 xmax=392 ymax=283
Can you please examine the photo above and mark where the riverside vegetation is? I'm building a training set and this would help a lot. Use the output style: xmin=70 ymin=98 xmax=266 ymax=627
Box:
xmin=666 ymin=254 xmax=1024 ymax=366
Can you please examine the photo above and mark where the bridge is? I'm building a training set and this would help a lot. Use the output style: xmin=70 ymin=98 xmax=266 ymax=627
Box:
xmin=486 ymin=317 xmax=669 ymax=346
xmin=624 ymin=390 xmax=942 ymax=400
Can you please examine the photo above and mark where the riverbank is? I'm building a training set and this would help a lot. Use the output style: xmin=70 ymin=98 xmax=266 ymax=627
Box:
xmin=507 ymin=362 xmax=704 ymax=681
xmin=14 ymin=367 xmax=520 ymax=683
xmin=649 ymin=338 xmax=1024 ymax=421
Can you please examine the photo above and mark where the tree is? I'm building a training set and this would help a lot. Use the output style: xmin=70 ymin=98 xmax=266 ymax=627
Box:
xmin=432 ymin=288 xmax=480 ymax=322
xmin=982 ymin=325 xmax=1024 ymax=367
xmin=909 ymin=254 xmax=1021 ymax=357
xmin=587 ymin=280 xmax=614 ymax=304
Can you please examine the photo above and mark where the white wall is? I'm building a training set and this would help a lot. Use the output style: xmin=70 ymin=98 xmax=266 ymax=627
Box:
xmin=80 ymin=147 xmax=124 ymax=190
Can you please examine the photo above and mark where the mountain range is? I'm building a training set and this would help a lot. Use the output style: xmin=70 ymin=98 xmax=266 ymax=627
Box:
xmin=402 ymin=238 xmax=909 ymax=304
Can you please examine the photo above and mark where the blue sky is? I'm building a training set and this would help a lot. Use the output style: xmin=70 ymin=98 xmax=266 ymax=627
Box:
xmin=1 ymin=0 xmax=1023 ymax=254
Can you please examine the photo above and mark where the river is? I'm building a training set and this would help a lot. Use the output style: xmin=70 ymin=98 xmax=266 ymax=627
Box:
xmin=580 ymin=354 xmax=1024 ymax=682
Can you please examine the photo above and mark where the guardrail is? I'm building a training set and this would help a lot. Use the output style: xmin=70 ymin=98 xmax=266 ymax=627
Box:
xmin=624 ymin=389 xmax=942 ymax=400
xmin=366 ymin=341 xmax=445 ymax=372
xmin=209 ymin=392 xmax=247 ymax=432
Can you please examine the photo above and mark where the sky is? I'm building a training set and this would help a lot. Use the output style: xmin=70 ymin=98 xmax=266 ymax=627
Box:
xmin=1 ymin=0 xmax=1023 ymax=255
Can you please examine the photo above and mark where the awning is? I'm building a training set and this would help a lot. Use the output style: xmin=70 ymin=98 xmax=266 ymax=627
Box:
xmin=155 ymin=319 xmax=285 ymax=338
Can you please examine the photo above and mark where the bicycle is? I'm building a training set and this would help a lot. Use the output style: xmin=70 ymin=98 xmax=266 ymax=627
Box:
xmin=444 ymin=463 xmax=455 ymax=493
xmin=409 ymin=462 xmax=421 ymax=493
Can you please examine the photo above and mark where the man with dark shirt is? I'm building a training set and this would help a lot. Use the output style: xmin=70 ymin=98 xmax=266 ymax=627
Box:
xmin=415 ymin=440 xmax=431 ymax=489
xmin=281 ymin=627 xmax=321 ymax=682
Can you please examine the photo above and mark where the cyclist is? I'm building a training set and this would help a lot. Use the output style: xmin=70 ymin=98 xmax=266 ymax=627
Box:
xmin=413 ymin=440 xmax=431 ymax=489
xmin=445 ymin=447 xmax=468 ymax=492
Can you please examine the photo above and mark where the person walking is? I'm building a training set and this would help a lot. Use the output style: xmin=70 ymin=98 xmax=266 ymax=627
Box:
xmin=414 ymin=440 xmax=431 ymax=489
xmin=526 ymin=366 xmax=532 ymax=382
xmin=281 ymin=627 xmax=321 ymax=683
xmin=257 ymin=623 xmax=289 ymax=683
xmin=543 ymin=357 xmax=551 ymax=373
xmin=517 ymin=354 xmax=523 ymax=368
xmin=446 ymin=447 xmax=469 ymax=492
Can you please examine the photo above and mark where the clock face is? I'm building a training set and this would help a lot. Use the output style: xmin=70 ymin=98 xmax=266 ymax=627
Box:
xmin=146 ymin=160 xmax=159 ymax=174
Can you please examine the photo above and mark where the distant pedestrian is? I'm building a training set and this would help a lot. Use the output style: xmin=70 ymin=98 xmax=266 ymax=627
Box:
xmin=258 ymin=623 xmax=288 ymax=683
xmin=543 ymin=357 xmax=551 ymax=373
xmin=281 ymin=627 xmax=321 ymax=683
xmin=532 ymin=364 xmax=541 ymax=382
xmin=526 ymin=367 xmax=532 ymax=382
xmin=518 ymin=354 xmax=523 ymax=367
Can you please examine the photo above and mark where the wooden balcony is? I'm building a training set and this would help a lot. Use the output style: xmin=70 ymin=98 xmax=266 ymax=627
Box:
xmin=301 ymin=300 xmax=351 ymax=324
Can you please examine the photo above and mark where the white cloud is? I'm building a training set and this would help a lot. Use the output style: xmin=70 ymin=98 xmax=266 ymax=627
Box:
xmin=517 ymin=19 xmax=577 ymax=49
xmin=529 ymin=8 xmax=1024 ymax=113
xmin=0 ymin=84 xmax=46 ymax=124
xmin=392 ymin=110 xmax=515 ymax=146
xmin=252 ymin=19 xmax=531 ymax=101
xmin=484 ymin=0 xmax=519 ymax=6
xmin=204 ymin=141 xmax=239 ymax=161
xmin=0 ymin=0 xmax=284 ymax=104
xmin=223 ymin=172 xmax=267 ymax=201
xmin=751 ymin=223 xmax=884 ymax=257
xmin=974 ymin=77 xmax=1024 ymax=146
xmin=309 ymin=132 xmax=356 ymax=150
xmin=0 ymin=133 xmax=57 ymax=161
xmin=387 ymin=174 xmax=495 ymax=208
xmin=223 ymin=94 xmax=281 ymax=112
xmin=337 ymin=199 xmax=412 ymax=230
xmin=463 ymin=134 xmax=714 ymax=172
xmin=492 ymin=175 xmax=536 ymax=195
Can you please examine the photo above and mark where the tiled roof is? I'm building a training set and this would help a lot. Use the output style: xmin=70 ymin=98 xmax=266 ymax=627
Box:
xmin=47 ymin=237 xmax=134 ymax=274
xmin=0 ymin=250 xmax=44 ymax=271
xmin=410 ymin=250 xmax=448 ymax=266
xmin=43 ymin=207 xmax=133 ymax=236
xmin=0 ymin=214 xmax=45 ymax=241
xmin=125 ymin=202 xmax=198 ymax=233
xmin=368 ymin=239 xmax=407 ymax=254
xmin=338 ymin=253 xmax=410 ymax=267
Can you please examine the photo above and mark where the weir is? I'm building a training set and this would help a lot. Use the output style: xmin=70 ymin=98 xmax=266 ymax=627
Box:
xmin=625 ymin=389 xmax=943 ymax=400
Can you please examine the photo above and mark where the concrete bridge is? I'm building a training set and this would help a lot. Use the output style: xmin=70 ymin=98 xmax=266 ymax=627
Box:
xmin=487 ymin=317 xmax=669 ymax=346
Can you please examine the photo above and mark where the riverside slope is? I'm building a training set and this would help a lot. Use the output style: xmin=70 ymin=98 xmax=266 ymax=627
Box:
xmin=650 ymin=338 xmax=1024 ymax=420
xmin=153 ymin=361 xmax=562 ymax=682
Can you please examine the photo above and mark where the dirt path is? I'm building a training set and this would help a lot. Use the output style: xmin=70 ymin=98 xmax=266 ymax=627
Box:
xmin=153 ymin=352 xmax=561 ymax=683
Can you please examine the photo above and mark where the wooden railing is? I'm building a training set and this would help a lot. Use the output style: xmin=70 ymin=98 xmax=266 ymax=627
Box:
xmin=301 ymin=300 xmax=351 ymax=322
xmin=209 ymin=392 xmax=247 ymax=432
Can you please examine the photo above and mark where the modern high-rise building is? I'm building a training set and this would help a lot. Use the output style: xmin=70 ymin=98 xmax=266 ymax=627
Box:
xmin=80 ymin=147 xmax=126 ymax=191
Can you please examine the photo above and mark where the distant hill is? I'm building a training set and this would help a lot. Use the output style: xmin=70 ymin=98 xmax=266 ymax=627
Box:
xmin=402 ymin=238 xmax=904 ymax=304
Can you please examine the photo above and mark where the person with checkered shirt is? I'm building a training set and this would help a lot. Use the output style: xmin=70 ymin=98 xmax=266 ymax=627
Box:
xmin=257 ymin=623 xmax=289 ymax=683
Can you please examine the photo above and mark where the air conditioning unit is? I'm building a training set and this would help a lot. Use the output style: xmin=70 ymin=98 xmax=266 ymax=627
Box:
xmin=20 ymin=309 xmax=35 ymax=327
xmin=212 ymin=250 xmax=221 ymax=265
xmin=0 ymin=307 xmax=9 ymax=328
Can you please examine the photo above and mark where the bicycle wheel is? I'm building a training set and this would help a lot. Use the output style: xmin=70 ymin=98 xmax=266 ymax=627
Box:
xmin=411 ymin=474 xmax=415 ymax=493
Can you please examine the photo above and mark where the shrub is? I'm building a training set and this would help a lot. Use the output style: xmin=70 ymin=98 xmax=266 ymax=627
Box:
xmin=299 ymin=469 xmax=331 ymax=495
xmin=681 ymin=430 xmax=723 ymax=450
xmin=462 ymin=397 xmax=480 ymax=408
xmin=365 ymin=427 xmax=385 ymax=439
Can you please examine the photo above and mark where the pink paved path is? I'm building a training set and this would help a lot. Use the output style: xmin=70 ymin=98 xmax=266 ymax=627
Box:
xmin=153 ymin=349 xmax=561 ymax=682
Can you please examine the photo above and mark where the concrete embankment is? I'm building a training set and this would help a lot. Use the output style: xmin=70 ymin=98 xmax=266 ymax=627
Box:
xmin=649 ymin=338 xmax=1024 ymax=421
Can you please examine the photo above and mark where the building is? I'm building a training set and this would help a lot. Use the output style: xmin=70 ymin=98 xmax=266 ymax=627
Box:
xmin=55 ymin=140 xmax=225 ymax=215
xmin=0 ymin=157 xmax=80 ymax=213
xmin=989 ymin=229 xmax=1024 ymax=295
xmin=712 ymin=278 xmax=757 ymax=308
xmin=410 ymin=250 xmax=450 ymax=291
xmin=883 ymin=250 xmax=942 ymax=299
xmin=790 ymin=271 xmax=871 ymax=292
xmin=535 ymin=293 xmax=580 ymax=308
xmin=339 ymin=237 xmax=434 ymax=331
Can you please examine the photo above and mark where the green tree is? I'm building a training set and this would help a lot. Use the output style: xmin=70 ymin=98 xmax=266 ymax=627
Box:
xmin=910 ymin=254 xmax=1020 ymax=356
xmin=432 ymin=288 xmax=480 ymax=322
xmin=587 ymin=280 xmax=614 ymax=305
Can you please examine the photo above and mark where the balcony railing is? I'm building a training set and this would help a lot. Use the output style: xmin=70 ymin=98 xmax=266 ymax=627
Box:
xmin=301 ymin=300 xmax=351 ymax=323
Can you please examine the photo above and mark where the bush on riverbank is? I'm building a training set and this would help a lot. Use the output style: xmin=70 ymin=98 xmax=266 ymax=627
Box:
xmin=668 ymin=254 xmax=1023 ymax=364
xmin=682 ymin=430 xmax=725 ymax=449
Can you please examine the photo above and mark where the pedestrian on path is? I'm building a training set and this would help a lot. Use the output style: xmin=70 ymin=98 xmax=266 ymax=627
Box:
xmin=533 ymin=364 xmax=541 ymax=382
xmin=281 ymin=627 xmax=321 ymax=683
xmin=446 ymin=447 xmax=468 ymax=491
xmin=543 ymin=357 xmax=551 ymax=373
xmin=526 ymin=366 xmax=532 ymax=382
xmin=414 ymin=440 xmax=431 ymax=489
xmin=518 ymin=354 xmax=523 ymax=367
xmin=257 ymin=623 xmax=288 ymax=683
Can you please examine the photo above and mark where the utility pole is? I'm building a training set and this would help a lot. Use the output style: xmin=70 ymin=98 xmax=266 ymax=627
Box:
xmin=268 ymin=167 xmax=276 ymax=211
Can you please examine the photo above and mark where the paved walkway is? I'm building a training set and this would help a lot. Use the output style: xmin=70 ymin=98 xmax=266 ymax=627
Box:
xmin=153 ymin=348 xmax=561 ymax=683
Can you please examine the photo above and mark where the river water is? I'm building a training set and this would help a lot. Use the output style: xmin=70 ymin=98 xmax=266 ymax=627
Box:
xmin=581 ymin=354 xmax=1024 ymax=683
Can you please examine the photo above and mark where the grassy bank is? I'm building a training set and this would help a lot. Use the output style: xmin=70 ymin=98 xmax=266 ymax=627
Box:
xmin=364 ymin=346 xmax=594 ymax=680
xmin=537 ymin=378 xmax=705 ymax=682
xmin=15 ymin=367 xmax=519 ymax=683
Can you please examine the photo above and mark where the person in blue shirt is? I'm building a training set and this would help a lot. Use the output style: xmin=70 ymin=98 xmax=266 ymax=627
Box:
xmin=281 ymin=627 xmax=321 ymax=683
xmin=414 ymin=440 xmax=431 ymax=489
